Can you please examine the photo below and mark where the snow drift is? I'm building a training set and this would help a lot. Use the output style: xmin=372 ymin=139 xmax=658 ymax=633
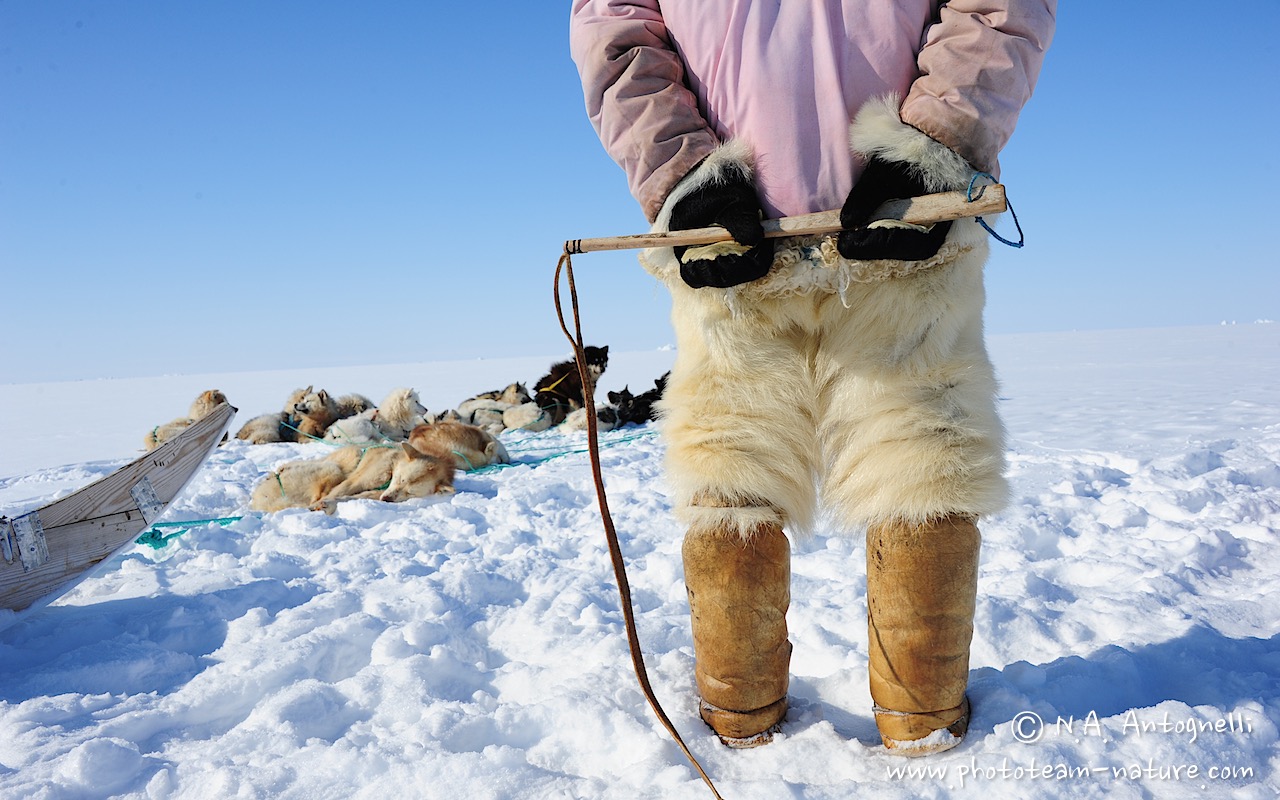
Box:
xmin=0 ymin=324 xmax=1277 ymax=799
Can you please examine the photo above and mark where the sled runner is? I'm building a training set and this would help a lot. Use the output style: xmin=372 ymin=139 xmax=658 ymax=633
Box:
xmin=0 ymin=402 xmax=236 ymax=613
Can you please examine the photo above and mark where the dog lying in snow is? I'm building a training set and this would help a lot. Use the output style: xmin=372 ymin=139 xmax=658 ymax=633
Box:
xmin=235 ymin=411 xmax=294 ymax=444
xmin=249 ymin=442 xmax=455 ymax=513
xmin=293 ymin=389 xmax=375 ymax=437
xmin=335 ymin=392 xmax=375 ymax=419
xmin=446 ymin=371 xmax=616 ymax=435
xmin=454 ymin=399 xmax=555 ymax=434
xmin=322 ymin=408 xmax=383 ymax=445
xmin=467 ymin=382 xmax=532 ymax=407
xmin=145 ymin=389 xmax=230 ymax=451
xmin=372 ymin=387 xmax=430 ymax=441
xmin=146 ymin=389 xmax=230 ymax=451
xmin=553 ymin=369 xmax=668 ymax=433
xmin=559 ymin=406 xmax=618 ymax=433
xmin=454 ymin=398 xmax=510 ymax=434
xmin=324 ymin=387 xmax=428 ymax=442
xmin=501 ymin=402 xmax=554 ymax=432
xmin=237 ymin=386 xmax=424 ymax=445
xmin=291 ymin=387 xmax=344 ymax=440
xmin=533 ymin=346 xmax=609 ymax=426
xmin=408 ymin=421 xmax=511 ymax=471
xmin=607 ymin=371 xmax=669 ymax=426
xmin=235 ymin=386 xmax=314 ymax=444
xmin=450 ymin=383 xmax=535 ymax=435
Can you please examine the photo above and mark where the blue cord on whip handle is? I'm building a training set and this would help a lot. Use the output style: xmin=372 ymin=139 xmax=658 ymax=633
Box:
xmin=969 ymin=172 xmax=1024 ymax=248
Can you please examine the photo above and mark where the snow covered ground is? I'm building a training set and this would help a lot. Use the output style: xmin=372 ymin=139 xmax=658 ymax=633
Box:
xmin=1 ymin=324 xmax=1277 ymax=799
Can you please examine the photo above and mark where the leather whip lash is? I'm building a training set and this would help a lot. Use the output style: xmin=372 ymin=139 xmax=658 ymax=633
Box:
xmin=553 ymin=185 xmax=1007 ymax=799
xmin=554 ymin=251 xmax=725 ymax=799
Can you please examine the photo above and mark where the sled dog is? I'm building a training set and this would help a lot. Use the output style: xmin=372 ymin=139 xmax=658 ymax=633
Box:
xmin=250 ymin=442 xmax=455 ymax=513
xmin=235 ymin=386 xmax=313 ymax=444
xmin=408 ymin=421 xmax=511 ymax=471
xmin=292 ymin=387 xmax=343 ymax=440
xmin=374 ymin=387 xmax=430 ymax=441
xmin=533 ymin=346 xmax=609 ymax=425
xmin=145 ymin=389 xmax=229 ymax=451
xmin=607 ymin=371 xmax=669 ymax=426
xmin=467 ymin=382 xmax=532 ymax=406
xmin=335 ymin=392 xmax=376 ymax=419
xmin=323 ymin=408 xmax=384 ymax=445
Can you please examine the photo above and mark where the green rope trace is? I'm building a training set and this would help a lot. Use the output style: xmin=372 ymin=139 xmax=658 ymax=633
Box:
xmin=504 ymin=428 xmax=658 ymax=455
xmin=135 ymin=515 xmax=245 ymax=549
xmin=233 ymin=417 xmax=657 ymax=512
xmin=286 ymin=414 xmax=389 ymax=445
xmin=279 ymin=418 xmax=329 ymax=444
xmin=280 ymin=418 xmax=395 ymax=447
xmin=279 ymin=418 xmax=405 ymax=455
xmin=452 ymin=449 xmax=477 ymax=472
xmin=458 ymin=427 xmax=659 ymax=477
xmin=131 ymin=424 xmax=657 ymax=548
xmin=318 ymin=418 xmax=396 ymax=446
xmin=430 ymin=427 xmax=658 ymax=478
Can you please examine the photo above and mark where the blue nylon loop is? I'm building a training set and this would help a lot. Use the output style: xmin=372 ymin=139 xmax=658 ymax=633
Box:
xmin=968 ymin=172 xmax=1025 ymax=249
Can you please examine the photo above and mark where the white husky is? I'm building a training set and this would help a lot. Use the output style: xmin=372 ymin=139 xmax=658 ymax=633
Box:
xmin=373 ymin=388 xmax=430 ymax=441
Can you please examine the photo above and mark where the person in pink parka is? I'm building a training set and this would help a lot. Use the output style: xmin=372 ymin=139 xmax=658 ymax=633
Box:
xmin=571 ymin=0 xmax=1055 ymax=754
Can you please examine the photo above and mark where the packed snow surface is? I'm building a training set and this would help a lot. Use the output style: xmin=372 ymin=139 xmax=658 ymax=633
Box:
xmin=1 ymin=324 xmax=1277 ymax=799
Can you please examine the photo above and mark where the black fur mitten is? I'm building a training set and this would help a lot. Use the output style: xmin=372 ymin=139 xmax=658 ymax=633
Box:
xmin=837 ymin=156 xmax=952 ymax=262
xmin=668 ymin=164 xmax=775 ymax=289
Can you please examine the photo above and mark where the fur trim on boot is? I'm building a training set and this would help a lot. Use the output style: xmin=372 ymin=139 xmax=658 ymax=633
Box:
xmin=867 ymin=514 xmax=980 ymax=756
xmin=683 ymin=517 xmax=791 ymax=747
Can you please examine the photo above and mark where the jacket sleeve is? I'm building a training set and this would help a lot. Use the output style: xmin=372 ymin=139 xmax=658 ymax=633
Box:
xmin=901 ymin=0 xmax=1057 ymax=174
xmin=569 ymin=0 xmax=720 ymax=222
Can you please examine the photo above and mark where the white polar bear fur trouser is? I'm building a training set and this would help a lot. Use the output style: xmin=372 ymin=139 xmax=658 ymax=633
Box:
xmin=654 ymin=229 xmax=1008 ymax=538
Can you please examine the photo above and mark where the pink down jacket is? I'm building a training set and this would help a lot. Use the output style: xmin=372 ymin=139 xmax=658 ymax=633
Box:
xmin=569 ymin=0 xmax=1056 ymax=221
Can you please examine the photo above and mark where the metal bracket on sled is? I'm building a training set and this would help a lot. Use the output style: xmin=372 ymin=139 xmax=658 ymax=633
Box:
xmin=2 ymin=512 xmax=50 ymax=572
xmin=130 ymin=476 xmax=164 ymax=524
xmin=0 ymin=516 xmax=13 ymax=565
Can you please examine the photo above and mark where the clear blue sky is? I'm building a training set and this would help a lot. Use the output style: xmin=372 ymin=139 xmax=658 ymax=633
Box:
xmin=3 ymin=3 xmax=1277 ymax=383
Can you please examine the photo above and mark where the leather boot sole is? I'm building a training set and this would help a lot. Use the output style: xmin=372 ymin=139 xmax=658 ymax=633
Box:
xmin=876 ymin=696 xmax=970 ymax=756
xmin=699 ymin=697 xmax=788 ymax=748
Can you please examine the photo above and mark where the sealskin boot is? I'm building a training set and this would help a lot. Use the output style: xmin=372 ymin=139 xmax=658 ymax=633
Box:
xmin=683 ymin=522 xmax=791 ymax=748
xmin=866 ymin=514 xmax=980 ymax=756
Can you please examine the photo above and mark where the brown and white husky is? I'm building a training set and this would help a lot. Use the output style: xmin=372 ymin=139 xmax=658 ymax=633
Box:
xmin=250 ymin=442 xmax=455 ymax=514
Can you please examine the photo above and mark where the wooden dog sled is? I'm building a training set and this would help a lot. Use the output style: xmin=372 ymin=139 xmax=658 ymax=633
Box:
xmin=0 ymin=402 xmax=236 ymax=613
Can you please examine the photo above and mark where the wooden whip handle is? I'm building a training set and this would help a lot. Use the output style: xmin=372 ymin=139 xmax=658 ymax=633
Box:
xmin=566 ymin=184 xmax=1006 ymax=255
